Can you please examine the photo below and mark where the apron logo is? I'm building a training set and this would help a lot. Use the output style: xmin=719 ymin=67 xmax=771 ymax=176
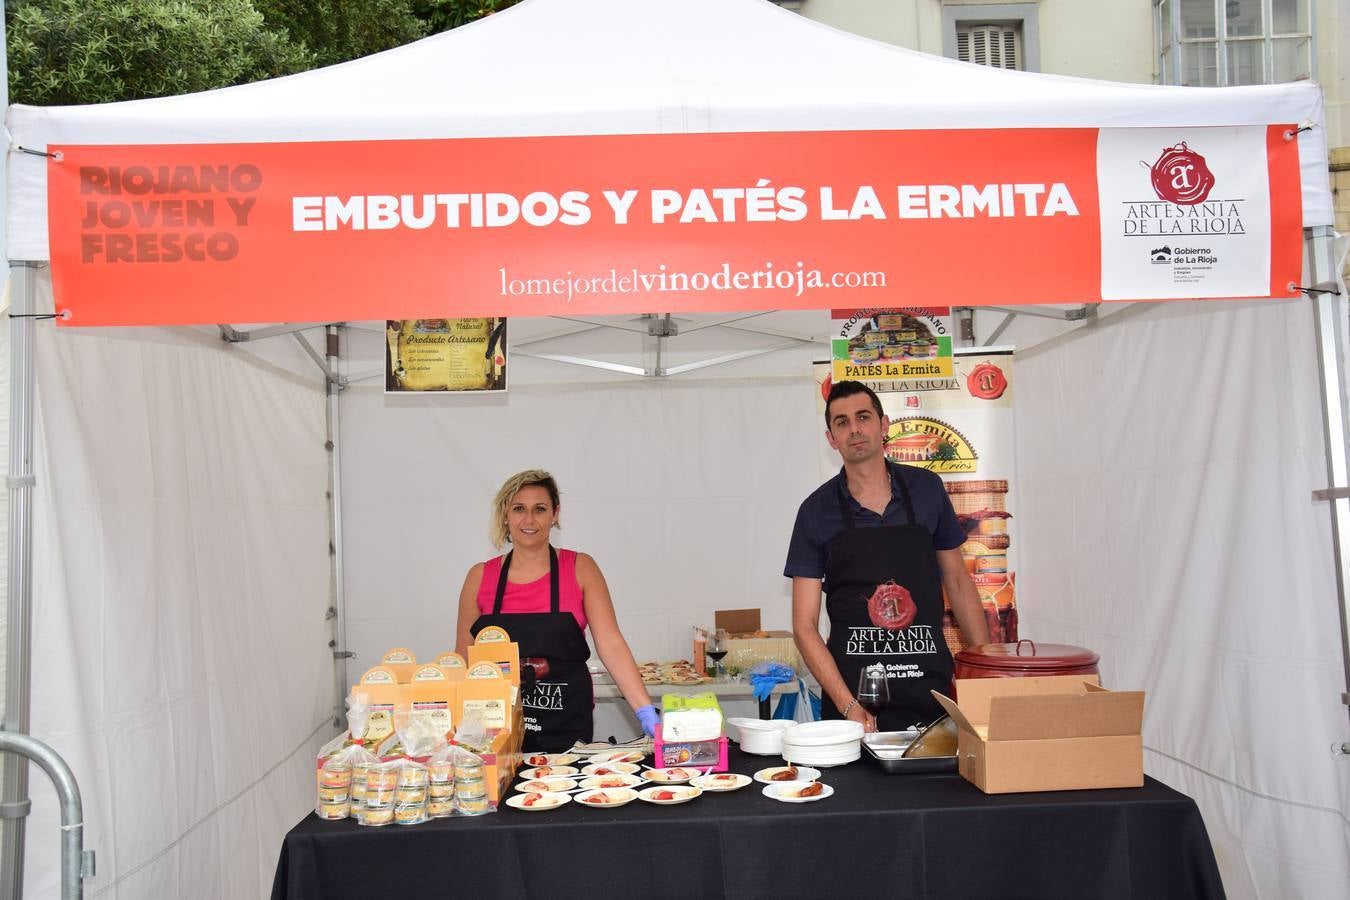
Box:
xmin=521 ymin=681 xmax=566 ymax=711
xmin=847 ymin=625 xmax=938 ymax=655
xmin=867 ymin=580 xmax=917 ymax=630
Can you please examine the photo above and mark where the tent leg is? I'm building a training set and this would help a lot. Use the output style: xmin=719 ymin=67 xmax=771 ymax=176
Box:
xmin=1307 ymin=225 xmax=1350 ymax=719
xmin=326 ymin=325 xmax=351 ymax=726
xmin=2 ymin=262 xmax=39 ymax=900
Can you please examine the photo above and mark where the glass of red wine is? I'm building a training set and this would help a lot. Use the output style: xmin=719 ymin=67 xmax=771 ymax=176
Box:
xmin=856 ymin=664 xmax=889 ymax=727
xmin=707 ymin=628 xmax=729 ymax=681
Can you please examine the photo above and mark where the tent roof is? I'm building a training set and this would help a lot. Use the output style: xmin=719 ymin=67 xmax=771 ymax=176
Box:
xmin=5 ymin=0 xmax=1331 ymax=260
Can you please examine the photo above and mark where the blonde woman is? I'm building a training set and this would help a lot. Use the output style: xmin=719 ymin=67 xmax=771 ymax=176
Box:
xmin=455 ymin=470 xmax=658 ymax=752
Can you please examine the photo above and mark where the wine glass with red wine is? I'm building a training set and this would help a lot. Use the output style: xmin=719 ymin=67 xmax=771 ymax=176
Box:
xmin=856 ymin=664 xmax=890 ymax=724
xmin=707 ymin=628 xmax=729 ymax=681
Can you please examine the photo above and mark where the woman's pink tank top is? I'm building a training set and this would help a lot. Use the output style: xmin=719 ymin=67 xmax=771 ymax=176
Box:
xmin=475 ymin=548 xmax=588 ymax=632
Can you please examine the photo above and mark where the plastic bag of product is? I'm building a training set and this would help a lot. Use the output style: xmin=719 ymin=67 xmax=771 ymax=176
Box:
xmin=454 ymin=709 xmax=490 ymax=754
xmin=425 ymin=742 xmax=457 ymax=818
xmin=392 ymin=759 xmax=430 ymax=825
xmin=451 ymin=745 xmax=494 ymax=817
xmin=394 ymin=705 xmax=447 ymax=760
xmin=315 ymin=742 xmax=376 ymax=821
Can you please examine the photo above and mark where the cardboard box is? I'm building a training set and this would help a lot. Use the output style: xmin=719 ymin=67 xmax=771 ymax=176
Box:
xmin=932 ymin=676 xmax=1144 ymax=794
xmin=724 ymin=632 xmax=800 ymax=672
xmin=714 ymin=609 xmax=761 ymax=635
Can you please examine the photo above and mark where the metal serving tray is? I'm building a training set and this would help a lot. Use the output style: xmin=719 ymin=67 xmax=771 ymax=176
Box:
xmin=862 ymin=731 xmax=957 ymax=775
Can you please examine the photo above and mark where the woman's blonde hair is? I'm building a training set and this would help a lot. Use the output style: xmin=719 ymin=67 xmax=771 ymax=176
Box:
xmin=489 ymin=469 xmax=561 ymax=548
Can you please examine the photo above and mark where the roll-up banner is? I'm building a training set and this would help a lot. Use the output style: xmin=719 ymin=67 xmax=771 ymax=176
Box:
xmin=815 ymin=338 xmax=1018 ymax=655
xmin=48 ymin=126 xmax=1301 ymax=326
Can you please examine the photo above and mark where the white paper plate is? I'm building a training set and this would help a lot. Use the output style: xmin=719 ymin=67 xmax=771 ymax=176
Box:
xmin=574 ymin=788 xmax=639 ymax=808
xmin=778 ymin=747 xmax=861 ymax=767
xmin=518 ymin=765 xmax=580 ymax=780
xmin=640 ymin=767 xmax=699 ymax=784
xmin=779 ymin=720 xmax=864 ymax=746
xmin=753 ymin=765 xmax=821 ymax=785
xmin=762 ymin=782 xmax=834 ymax=804
xmin=522 ymin=753 xmax=580 ymax=767
xmin=589 ymin=750 xmax=646 ymax=765
xmin=690 ymin=773 xmax=752 ymax=792
xmin=580 ymin=762 xmax=641 ymax=777
xmin=505 ymin=791 xmax=572 ymax=811
xmin=637 ymin=785 xmax=703 ymax=805
xmin=514 ymin=777 xmax=578 ymax=793
xmin=579 ymin=774 xmax=643 ymax=790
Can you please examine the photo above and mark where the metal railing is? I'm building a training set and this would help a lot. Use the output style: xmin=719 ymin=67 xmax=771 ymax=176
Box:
xmin=0 ymin=732 xmax=93 ymax=900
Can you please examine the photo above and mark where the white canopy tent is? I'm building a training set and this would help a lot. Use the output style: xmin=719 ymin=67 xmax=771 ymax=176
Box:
xmin=2 ymin=0 xmax=1347 ymax=897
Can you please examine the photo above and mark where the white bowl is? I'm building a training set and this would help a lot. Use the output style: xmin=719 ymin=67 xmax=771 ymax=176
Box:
xmin=726 ymin=718 xmax=796 ymax=755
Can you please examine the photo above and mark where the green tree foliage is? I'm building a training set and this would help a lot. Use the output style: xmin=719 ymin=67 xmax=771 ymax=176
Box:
xmin=410 ymin=0 xmax=522 ymax=32
xmin=6 ymin=0 xmax=523 ymax=107
xmin=254 ymin=0 xmax=429 ymax=69
xmin=6 ymin=0 xmax=313 ymax=105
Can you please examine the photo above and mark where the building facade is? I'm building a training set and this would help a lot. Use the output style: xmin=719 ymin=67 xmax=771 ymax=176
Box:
xmin=787 ymin=0 xmax=1349 ymax=255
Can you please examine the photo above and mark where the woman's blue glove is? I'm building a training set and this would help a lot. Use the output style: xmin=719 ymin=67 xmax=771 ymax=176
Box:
xmin=635 ymin=704 xmax=660 ymax=737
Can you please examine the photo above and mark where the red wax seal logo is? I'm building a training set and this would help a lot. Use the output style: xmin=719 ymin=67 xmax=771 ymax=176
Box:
xmin=967 ymin=363 xmax=1008 ymax=400
xmin=1148 ymin=142 xmax=1215 ymax=206
xmin=867 ymin=580 xmax=917 ymax=630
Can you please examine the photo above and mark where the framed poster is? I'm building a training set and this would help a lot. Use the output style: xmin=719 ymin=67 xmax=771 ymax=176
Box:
xmin=385 ymin=318 xmax=507 ymax=393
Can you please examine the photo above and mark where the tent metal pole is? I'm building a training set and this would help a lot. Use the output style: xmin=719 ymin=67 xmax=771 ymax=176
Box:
xmin=326 ymin=325 xmax=351 ymax=725
xmin=1306 ymin=225 xmax=1350 ymax=719
xmin=2 ymin=262 xmax=38 ymax=900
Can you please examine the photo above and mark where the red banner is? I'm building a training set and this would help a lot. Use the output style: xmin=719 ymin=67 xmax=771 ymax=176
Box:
xmin=46 ymin=127 xmax=1302 ymax=326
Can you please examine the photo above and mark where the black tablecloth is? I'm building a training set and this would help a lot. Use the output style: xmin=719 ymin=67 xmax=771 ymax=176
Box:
xmin=273 ymin=747 xmax=1224 ymax=900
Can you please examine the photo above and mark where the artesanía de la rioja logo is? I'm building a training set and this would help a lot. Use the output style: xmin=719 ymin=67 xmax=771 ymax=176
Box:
xmin=1147 ymin=142 xmax=1215 ymax=205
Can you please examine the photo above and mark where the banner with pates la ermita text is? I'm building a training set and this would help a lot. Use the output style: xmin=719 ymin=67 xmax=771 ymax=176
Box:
xmin=47 ymin=126 xmax=1302 ymax=325
xmin=815 ymin=350 xmax=1020 ymax=655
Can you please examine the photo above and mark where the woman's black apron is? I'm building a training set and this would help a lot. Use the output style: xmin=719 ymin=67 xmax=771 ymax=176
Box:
xmin=469 ymin=546 xmax=593 ymax=752
xmin=822 ymin=464 xmax=953 ymax=731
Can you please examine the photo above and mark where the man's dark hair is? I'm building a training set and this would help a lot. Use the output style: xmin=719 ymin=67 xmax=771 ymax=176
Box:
xmin=825 ymin=380 xmax=884 ymax=426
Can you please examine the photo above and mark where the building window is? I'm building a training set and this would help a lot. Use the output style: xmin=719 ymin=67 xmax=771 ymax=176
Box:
xmin=957 ymin=24 xmax=1023 ymax=70
xmin=1155 ymin=0 xmax=1314 ymax=87
xmin=942 ymin=4 xmax=1040 ymax=73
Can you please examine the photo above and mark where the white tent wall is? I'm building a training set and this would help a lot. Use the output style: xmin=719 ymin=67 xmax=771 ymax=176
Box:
xmin=1012 ymin=297 xmax=1350 ymax=899
xmin=18 ymin=270 xmax=333 ymax=899
xmin=338 ymin=374 xmax=822 ymax=686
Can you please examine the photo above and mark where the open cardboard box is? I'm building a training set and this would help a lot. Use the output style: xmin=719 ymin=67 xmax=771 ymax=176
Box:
xmin=932 ymin=675 xmax=1144 ymax=794
xmin=713 ymin=609 xmax=800 ymax=672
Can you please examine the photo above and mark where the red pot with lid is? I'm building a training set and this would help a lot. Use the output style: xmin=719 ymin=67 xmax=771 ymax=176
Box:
xmin=953 ymin=639 xmax=1100 ymax=684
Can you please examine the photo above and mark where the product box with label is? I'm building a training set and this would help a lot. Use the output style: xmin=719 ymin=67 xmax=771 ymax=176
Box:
xmin=713 ymin=609 xmax=800 ymax=672
xmin=932 ymin=676 xmax=1144 ymax=794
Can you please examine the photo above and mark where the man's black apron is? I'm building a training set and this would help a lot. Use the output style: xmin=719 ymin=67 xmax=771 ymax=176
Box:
xmin=470 ymin=546 xmax=593 ymax=752
xmin=822 ymin=465 xmax=953 ymax=731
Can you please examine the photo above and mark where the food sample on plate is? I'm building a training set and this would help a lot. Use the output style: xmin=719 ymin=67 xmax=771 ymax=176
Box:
xmin=589 ymin=751 xmax=645 ymax=765
xmin=637 ymin=785 xmax=702 ymax=804
xmin=753 ymin=765 xmax=822 ymax=784
xmin=690 ymin=773 xmax=751 ymax=791
xmin=505 ymin=791 xmax=570 ymax=811
xmin=518 ymin=765 xmax=580 ymax=780
xmin=638 ymin=660 xmax=710 ymax=685
xmin=515 ymin=778 xmax=578 ymax=793
xmin=794 ymin=782 xmax=824 ymax=798
xmin=580 ymin=774 xmax=642 ymax=790
xmin=524 ymin=753 xmax=580 ymax=767
xmin=581 ymin=762 xmax=640 ymax=777
xmin=576 ymin=788 xmax=637 ymax=807
xmin=642 ymin=767 xmax=696 ymax=783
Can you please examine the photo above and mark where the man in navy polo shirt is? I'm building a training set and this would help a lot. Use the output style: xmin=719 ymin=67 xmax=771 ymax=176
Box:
xmin=786 ymin=380 xmax=989 ymax=732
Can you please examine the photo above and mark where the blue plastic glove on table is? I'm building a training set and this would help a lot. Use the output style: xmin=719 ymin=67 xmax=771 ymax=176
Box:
xmin=748 ymin=662 xmax=796 ymax=702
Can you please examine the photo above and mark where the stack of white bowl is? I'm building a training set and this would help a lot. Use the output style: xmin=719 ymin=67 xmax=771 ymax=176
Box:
xmin=778 ymin=720 xmax=864 ymax=766
xmin=725 ymin=717 xmax=796 ymax=755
